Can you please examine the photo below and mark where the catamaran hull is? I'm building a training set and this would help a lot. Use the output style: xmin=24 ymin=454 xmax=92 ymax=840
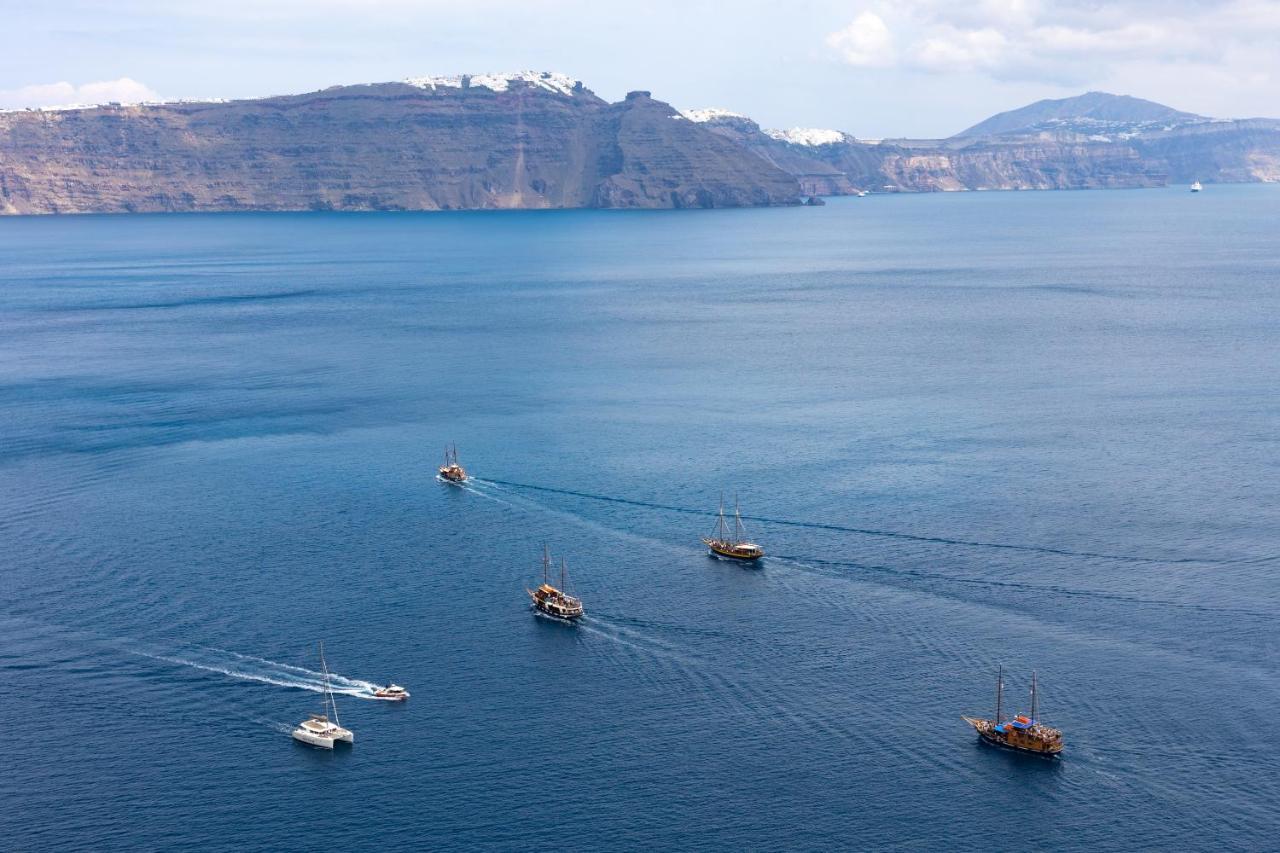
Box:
xmin=293 ymin=730 xmax=334 ymax=749
xmin=975 ymin=730 xmax=1061 ymax=758
xmin=292 ymin=728 xmax=353 ymax=749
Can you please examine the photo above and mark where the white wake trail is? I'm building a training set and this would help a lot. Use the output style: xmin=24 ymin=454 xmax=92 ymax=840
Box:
xmin=208 ymin=647 xmax=381 ymax=691
xmin=459 ymin=479 xmax=520 ymax=508
xmin=135 ymin=648 xmax=382 ymax=698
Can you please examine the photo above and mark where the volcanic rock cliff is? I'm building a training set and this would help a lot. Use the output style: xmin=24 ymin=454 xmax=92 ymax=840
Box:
xmin=689 ymin=92 xmax=1280 ymax=194
xmin=4 ymin=81 xmax=1277 ymax=214
xmin=0 ymin=73 xmax=801 ymax=214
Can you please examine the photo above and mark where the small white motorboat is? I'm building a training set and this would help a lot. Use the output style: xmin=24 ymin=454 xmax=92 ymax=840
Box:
xmin=371 ymin=683 xmax=409 ymax=701
xmin=1191 ymin=181 xmax=1203 ymax=192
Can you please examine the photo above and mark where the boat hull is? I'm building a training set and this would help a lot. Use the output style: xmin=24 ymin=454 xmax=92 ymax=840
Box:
xmin=292 ymin=729 xmax=334 ymax=749
xmin=527 ymin=584 xmax=583 ymax=620
xmin=703 ymin=541 xmax=763 ymax=561
xmin=531 ymin=601 xmax=583 ymax=621
xmin=975 ymin=730 xmax=1061 ymax=758
xmin=292 ymin=725 xmax=353 ymax=748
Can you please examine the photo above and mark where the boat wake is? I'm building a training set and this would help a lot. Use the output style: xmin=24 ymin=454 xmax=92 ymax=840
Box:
xmin=479 ymin=478 xmax=1222 ymax=565
xmin=132 ymin=645 xmax=384 ymax=699
xmin=580 ymin=613 xmax=702 ymax=663
xmin=456 ymin=479 xmax=520 ymax=509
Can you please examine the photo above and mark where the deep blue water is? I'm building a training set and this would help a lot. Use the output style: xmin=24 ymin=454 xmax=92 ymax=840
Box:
xmin=1 ymin=187 xmax=1278 ymax=851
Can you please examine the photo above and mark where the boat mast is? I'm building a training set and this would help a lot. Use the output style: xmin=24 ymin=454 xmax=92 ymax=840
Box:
xmin=995 ymin=665 xmax=1003 ymax=725
xmin=1031 ymin=670 xmax=1038 ymax=722
xmin=716 ymin=493 xmax=727 ymax=541
xmin=560 ymin=558 xmax=568 ymax=593
xmin=733 ymin=493 xmax=745 ymax=544
xmin=543 ymin=544 xmax=550 ymax=585
xmin=320 ymin=641 xmax=339 ymax=726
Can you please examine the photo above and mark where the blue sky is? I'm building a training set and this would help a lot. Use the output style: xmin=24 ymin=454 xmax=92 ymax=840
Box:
xmin=2 ymin=0 xmax=1278 ymax=137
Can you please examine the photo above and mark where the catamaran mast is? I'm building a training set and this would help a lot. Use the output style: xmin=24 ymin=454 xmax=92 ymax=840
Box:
xmin=320 ymin=641 xmax=339 ymax=726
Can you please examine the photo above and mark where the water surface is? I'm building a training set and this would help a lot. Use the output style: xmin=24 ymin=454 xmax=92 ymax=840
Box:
xmin=1 ymin=187 xmax=1278 ymax=851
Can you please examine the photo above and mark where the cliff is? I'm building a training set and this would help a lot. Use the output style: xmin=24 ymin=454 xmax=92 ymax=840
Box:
xmin=688 ymin=92 xmax=1280 ymax=194
xmin=0 ymin=73 xmax=801 ymax=214
xmin=4 ymin=80 xmax=1277 ymax=214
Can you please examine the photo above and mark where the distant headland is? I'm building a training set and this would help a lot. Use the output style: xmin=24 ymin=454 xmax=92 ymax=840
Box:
xmin=1 ymin=73 xmax=1276 ymax=214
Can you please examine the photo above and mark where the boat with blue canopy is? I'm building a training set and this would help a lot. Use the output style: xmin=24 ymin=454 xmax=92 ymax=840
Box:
xmin=962 ymin=667 xmax=1063 ymax=757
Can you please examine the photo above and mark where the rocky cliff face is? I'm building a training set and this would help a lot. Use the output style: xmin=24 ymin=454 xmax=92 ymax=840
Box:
xmin=689 ymin=110 xmax=1164 ymax=193
xmin=864 ymin=138 xmax=1166 ymax=191
xmin=4 ymin=82 xmax=1276 ymax=214
xmin=688 ymin=92 xmax=1280 ymax=194
xmin=0 ymin=74 xmax=801 ymax=214
xmin=1130 ymin=119 xmax=1280 ymax=184
xmin=679 ymin=111 xmax=858 ymax=197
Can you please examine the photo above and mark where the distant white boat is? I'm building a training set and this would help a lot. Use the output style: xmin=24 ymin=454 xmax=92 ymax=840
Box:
xmin=371 ymin=683 xmax=409 ymax=701
xmin=1190 ymin=181 xmax=1203 ymax=192
xmin=292 ymin=642 xmax=354 ymax=749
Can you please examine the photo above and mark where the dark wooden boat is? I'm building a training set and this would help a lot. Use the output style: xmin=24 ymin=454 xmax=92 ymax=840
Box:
xmin=963 ymin=667 xmax=1063 ymax=757
xmin=702 ymin=494 xmax=764 ymax=561
xmin=438 ymin=444 xmax=467 ymax=483
xmin=527 ymin=545 xmax=584 ymax=620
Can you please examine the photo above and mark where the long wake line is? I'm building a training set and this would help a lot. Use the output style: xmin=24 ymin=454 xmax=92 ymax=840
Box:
xmin=131 ymin=646 xmax=382 ymax=699
xmin=478 ymin=478 xmax=1217 ymax=565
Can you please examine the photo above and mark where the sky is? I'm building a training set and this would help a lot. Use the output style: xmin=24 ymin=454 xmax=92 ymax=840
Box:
xmin=1 ymin=0 xmax=1278 ymax=138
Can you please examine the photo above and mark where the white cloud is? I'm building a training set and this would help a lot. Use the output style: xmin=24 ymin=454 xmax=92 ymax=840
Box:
xmin=825 ymin=1 xmax=1280 ymax=85
xmin=913 ymin=27 xmax=1009 ymax=72
xmin=0 ymin=77 xmax=161 ymax=109
xmin=825 ymin=12 xmax=895 ymax=67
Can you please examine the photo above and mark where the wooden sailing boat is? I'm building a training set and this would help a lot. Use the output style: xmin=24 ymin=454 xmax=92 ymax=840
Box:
xmin=527 ymin=545 xmax=584 ymax=620
xmin=438 ymin=444 xmax=467 ymax=483
xmin=701 ymin=493 xmax=764 ymax=561
xmin=962 ymin=667 xmax=1063 ymax=757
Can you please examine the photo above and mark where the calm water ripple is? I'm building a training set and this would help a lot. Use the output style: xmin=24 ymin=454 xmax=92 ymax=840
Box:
xmin=2 ymin=188 xmax=1278 ymax=851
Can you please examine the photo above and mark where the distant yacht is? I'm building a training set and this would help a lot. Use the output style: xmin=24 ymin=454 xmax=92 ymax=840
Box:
xmin=527 ymin=545 xmax=584 ymax=620
xmin=1190 ymin=181 xmax=1203 ymax=192
xmin=438 ymin=444 xmax=468 ymax=483
xmin=371 ymin=683 xmax=409 ymax=701
xmin=291 ymin=642 xmax=354 ymax=749
xmin=962 ymin=667 xmax=1062 ymax=757
xmin=702 ymin=494 xmax=764 ymax=561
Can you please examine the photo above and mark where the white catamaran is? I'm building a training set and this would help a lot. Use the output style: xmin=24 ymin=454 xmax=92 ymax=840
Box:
xmin=291 ymin=642 xmax=354 ymax=749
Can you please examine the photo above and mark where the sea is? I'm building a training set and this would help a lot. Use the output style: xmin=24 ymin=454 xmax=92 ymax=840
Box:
xmin=1 ymin=185 xmax=1277 ymax=851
